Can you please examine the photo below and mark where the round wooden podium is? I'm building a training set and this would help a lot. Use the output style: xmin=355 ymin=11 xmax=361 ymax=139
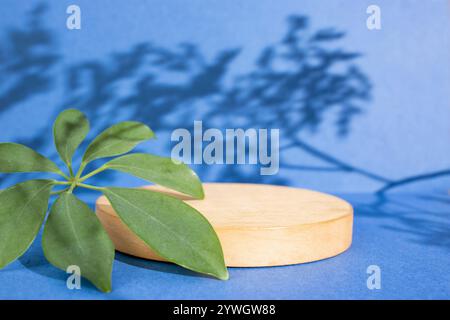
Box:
xmin=95 ymin=183 xmax=353 ymax=267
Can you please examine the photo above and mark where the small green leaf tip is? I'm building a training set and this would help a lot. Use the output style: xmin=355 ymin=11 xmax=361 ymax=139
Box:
xmin=218 ymin=269 xmax=229 ymax=281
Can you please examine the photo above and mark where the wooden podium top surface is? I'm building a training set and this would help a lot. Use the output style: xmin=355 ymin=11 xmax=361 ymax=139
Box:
xmin=96 ymin=183 xmax=352 ymax=229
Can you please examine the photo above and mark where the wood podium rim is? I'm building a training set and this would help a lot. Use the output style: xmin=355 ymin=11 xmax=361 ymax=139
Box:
xmin=96 ymin=183 xmax=353 ymax=267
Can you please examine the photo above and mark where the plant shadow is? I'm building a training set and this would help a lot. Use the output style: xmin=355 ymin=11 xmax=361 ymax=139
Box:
xmin=115 ymin=252 xmax=218 ymax=280
xmin=1 ymin=2 xmax=374 ymax=187
xmin=349 ymin=193 xmax=450 ymax=251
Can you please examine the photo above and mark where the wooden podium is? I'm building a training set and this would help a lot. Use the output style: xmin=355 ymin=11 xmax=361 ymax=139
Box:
xmin=96 ymin=183 xmax=353 ymax=267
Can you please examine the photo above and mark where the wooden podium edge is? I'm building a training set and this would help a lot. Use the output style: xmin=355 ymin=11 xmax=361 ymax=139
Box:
xmin=96 ymin=202 xmax=353 ymax=267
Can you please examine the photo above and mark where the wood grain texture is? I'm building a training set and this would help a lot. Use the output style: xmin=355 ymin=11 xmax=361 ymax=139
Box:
xmin=96 ymin=183 xmax=353 ymax=267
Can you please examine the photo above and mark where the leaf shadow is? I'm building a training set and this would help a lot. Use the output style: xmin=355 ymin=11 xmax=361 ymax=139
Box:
xmin=0 ymin=2 xmax=375 ymax=187
xmin=350 ymin=193 xmax=450 ymax=251
xmin=115 ymin=252 xmax=219 ymax=280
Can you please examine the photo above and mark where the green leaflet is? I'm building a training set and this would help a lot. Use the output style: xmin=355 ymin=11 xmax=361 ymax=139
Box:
xmin=0 ymin=180 xmax=53 ymax=269
xmin=103 ymin=187 xmax=228 ymax=280
xmin=42 ymin=193 xmax=115 ymax=292
xmin=103 ymin=153 xmax=204 ymax=199
xmin=82 ymin=121 xmax=154 ymax=163
xmin=0 ymin=143 xmax=63 ymax=175
xmin=53 ymin=109 xmax=90 ymax=167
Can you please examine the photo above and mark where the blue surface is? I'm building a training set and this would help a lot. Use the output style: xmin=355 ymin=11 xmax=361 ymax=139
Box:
xmin=0 ymin=193 xmax=448 ymax=300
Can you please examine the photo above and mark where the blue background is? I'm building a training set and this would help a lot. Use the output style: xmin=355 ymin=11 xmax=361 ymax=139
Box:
xmin=0 ymin=0 xmax=449 ymax=299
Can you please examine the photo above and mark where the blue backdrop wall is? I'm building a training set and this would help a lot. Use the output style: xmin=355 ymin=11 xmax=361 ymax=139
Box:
xmin=1 ymin=0 xmax=449 ymax=195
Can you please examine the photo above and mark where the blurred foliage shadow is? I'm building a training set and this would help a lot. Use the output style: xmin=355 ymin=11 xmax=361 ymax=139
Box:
xmin=351 ymin=193 xmax=450 ymax=251
xmin=0 ymin=3 xmax=374 ymax=185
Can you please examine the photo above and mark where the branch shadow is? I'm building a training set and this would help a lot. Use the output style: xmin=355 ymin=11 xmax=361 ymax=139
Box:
xmin=0 ymin=3 xmax=376 ymax=187
xmin=0 ymin=3 xmax=59 ymax=116
xmin=350 ymin=193 xmax=450 ymax=251
xmin=1 ymin=2 xmax=448 ymax=190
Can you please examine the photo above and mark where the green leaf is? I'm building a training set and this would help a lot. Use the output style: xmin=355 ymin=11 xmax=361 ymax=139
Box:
xmin=103 ymin=188 xmax=228 ymax=280
xmin=42 ymin=193 xmax=115 ymax=292
xmin=103 ymin=153 xmax=204 ymax=199
xmin=0 ymin=180 xmax=53 ymax=269
xmin=53 ymin=109 xmax=89 ymax=167
xmin=0 ymin=143 xmax=63 ymax=175
xmin=82 ymin=121 xmax=154 ymax=163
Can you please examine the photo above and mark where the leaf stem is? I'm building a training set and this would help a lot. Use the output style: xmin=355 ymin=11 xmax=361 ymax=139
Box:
xmin=52 ymin=180 xmax=71 ymax=186
xmin=77 ymin=183 xmax=106 ymax=191
xmin=79 ymin=164 xmax=109 ymax=183
xmin=57 ymin=171 xmax=71 ymax=180
xmin=68 ymin=163 xmax=74 ymax=178
xmin=68 ymin=162 xmax=88 ymax=193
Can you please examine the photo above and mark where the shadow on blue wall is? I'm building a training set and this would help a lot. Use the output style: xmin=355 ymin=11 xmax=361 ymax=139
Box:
xmin=1 ymin=3 xmax=449 ymax=193
xmin=0 ymin=4 xmax=58 ymax=116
